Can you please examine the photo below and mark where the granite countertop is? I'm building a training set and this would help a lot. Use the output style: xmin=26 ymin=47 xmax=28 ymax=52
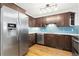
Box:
xmin=29 ymin=32 xmax=79 ymax=36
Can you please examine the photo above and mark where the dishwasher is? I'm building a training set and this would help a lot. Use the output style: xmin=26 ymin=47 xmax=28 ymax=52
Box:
xmin=36 ymin=33 xmax=44 ymax=45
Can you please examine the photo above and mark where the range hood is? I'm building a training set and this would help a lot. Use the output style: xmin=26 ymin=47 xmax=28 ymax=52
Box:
xmin=47 ymin=24 xmax=57 ymax=27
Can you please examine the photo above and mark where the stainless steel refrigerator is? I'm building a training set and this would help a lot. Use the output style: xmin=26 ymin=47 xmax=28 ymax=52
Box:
xmin=0 ymin=6 xmax=29 ymax=56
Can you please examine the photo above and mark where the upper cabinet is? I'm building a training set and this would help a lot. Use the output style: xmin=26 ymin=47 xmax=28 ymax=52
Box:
xmin=34 ymin=12 xmax=75 ymax=27
xmin=35 ymin=17 xmax=46 ymax=27
xmin=35 ymin=17 xmax=42 ymax=27
xmin=29 ymin=16 xmax=46 ymax=27
xmin=46 ymin=14 xmax=65 ymax=26
xmin=29 ymin=16 xmax=36 ymax=27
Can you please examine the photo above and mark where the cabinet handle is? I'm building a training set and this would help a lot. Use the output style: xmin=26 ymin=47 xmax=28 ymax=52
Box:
xmin=72 ymin=38 xmax=79 ymax=43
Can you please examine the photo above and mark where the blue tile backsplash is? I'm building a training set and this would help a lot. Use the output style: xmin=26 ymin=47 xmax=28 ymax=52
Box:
xmin=29 ymin=25 xmax=79 ymax=34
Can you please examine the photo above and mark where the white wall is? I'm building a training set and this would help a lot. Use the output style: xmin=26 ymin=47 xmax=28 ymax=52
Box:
xmin=72 ymin=4 xmax=79 ymax=25
xmin=75 ymin=4 xmax=79 ymax=25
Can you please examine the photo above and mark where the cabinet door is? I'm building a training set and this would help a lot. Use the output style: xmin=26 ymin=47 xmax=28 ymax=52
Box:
xmin=55 ymin=35 xmax=65 ymax=49
xmin=29 ymin=34 xmax=36 ymax=47
xmin=56 ymin=15 xmax=65 ymax=26
xmin=29 ymin=16 xmax=36 ymax=27
xmin=35 ymin=17 xmax=46 ymax=27
xmin=35 ymin=18 xmax=42 ymax=27
xmin=64 ymin=36 xmax=72 ymax=51
xmin=44 ymin=34 xmax=58 ymax=48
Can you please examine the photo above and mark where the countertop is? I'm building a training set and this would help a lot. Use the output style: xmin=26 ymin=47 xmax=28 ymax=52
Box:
xmin=28 ymin=25 xmax=79 ymax=36
xmin=29 ymin=32 xmax=79 ymax=36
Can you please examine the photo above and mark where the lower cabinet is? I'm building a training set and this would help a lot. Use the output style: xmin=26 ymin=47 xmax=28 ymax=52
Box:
xmin=44 ymin=34 xmax=72 ymax=51
xmin=28 ymin=34 xmax=36 ymax=47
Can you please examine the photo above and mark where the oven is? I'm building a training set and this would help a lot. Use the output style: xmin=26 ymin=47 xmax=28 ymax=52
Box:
xmin=72 ymin=36 xmax=79 ymax=56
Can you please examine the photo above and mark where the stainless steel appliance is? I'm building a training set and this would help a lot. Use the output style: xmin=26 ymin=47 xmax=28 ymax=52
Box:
xmin=0 ymin=6 xmax=29 ymax=56
xmin=72 ymin=36 xmax=79 ymax=56
xmin=37 ymin=33 xmax=44 ymax=45
xmin=18 ymin=13 xmax=29 ymax=56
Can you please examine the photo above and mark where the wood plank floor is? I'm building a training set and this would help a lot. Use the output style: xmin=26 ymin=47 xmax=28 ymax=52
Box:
xmin=26 ymin=44 xmax=72 ymax=56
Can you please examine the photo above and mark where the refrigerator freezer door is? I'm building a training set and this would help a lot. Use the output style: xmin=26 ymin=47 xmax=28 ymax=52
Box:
xmin=1 ymin=6 xmax=18 ymax=56
xmin=18 ymin=13 xmax=29 ymax=56
xmin=0 ymin=7 xmax=1 ymax=56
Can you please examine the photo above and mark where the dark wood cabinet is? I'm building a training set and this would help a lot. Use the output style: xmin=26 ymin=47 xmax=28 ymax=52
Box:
xmin=29 ymin=16 xmax=36 ymax=27
xmin=35 ymin=18 xmax=42 ymax=27
xmin=45 ymin=12 xmax=75 ymax=27
xmin=35 ymin=17 xmax=46 ymax=27
xmin=65 ymin=36 xmax=72 ymax=51
xmin=34 ymin=12 xmax=75 ymax=27
xmin=44 ymin=34 xmax=72 ymax=51
xmin=44 ymin=34 xmax=57 ymax=48
xmin=28 ymin=34 xmax=36 ymax=47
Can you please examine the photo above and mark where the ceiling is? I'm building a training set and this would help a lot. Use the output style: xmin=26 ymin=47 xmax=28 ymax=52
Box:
xmin=16 ymin=3 xmax=79 ymax=18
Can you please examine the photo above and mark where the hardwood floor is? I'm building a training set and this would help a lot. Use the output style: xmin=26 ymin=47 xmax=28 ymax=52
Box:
xmin=26 ymin=44 xmax=72 ymax=56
